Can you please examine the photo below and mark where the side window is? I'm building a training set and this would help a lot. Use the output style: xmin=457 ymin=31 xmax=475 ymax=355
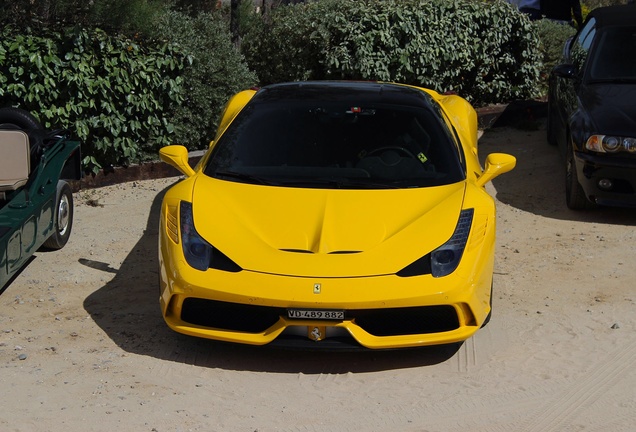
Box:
xmin=570 ymin=18 xmax=597 ymax=72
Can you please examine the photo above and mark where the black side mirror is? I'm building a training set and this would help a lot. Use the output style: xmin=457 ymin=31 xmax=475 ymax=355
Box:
xmin=552 ymin=64 xmax=577 ymax=79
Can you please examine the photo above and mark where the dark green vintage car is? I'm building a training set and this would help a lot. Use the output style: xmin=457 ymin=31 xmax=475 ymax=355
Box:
xmin=0 ymin=108 xmax=81 ymax=291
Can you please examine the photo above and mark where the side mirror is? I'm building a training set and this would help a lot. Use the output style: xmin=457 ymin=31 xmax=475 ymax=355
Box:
xmin=476 ymin=153 xmax=516 ymax=188
xmin=552 ymin=63 xmax=577 ymax=79
xmin=159 ymin=145 xmax=196 ymax=177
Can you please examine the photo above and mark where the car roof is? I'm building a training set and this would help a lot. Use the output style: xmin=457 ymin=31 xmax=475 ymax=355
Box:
xmin=586 ymin=5 xmax=636 ymax=27
xmin=254 ymin=81 xmax=433 ymax=109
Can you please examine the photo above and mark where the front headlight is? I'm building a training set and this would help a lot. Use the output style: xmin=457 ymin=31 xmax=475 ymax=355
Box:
xmin=585 ymin=135 xmax=636 ymax=154
xmin=180 ymin=201 xmax=213 ymax=271
xmin=397 ymin=208 xmax=473 ymax=278
xmin=178 ymin=201 xmax=242 ymax=273
xmin=431 ymin=208 xmax=473 ymax=277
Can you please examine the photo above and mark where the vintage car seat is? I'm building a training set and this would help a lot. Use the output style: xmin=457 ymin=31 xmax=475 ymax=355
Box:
xmin=0 ymin=129 xmax=31 ymax=200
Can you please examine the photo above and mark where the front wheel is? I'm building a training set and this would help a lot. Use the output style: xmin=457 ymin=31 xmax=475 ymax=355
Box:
xmin=43 ymin=181 xmax=74 ymax=250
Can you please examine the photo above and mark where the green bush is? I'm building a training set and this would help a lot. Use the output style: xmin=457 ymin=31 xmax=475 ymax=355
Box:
xmin=242 ymin=0 xmax=542 ymax=106
xmin=87 ymin=0 xmax=172 ymax=36
xmin=0 ymin=0 xmax=172 ymax=37
xmin=533 ymin=19 xmax=577 ymax=95
xmin=0 ymin=10 xmax=257 ymax=172
xmin=583 ymin=0 xmax=624 ymax=8
xmin=150 ymin=11 xmax=258 ymax=150
xmin=0 ymin=27 xmax=187 ymax=173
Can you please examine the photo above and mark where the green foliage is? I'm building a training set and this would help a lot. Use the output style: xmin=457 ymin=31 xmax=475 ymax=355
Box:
xmin=87 ymin=0 xmax=172 ymax=36
xmin=150 ymin=11 xmax=258 ymax=149
xmin=582 ymin=0 xmax=625 ymax=8
xmin=238 ymin=0 xmax=264 ymax=42
xmin=241 ymin=3 xmax=321 ymax=84
xmin=0 ymin=27 xmax=187 ymax=173
xmin=0 ymin=0 xmax=85 ymax=28
xmin=172 ymin=0 xmax=220 ymax=15
xmin=0 ymin=0 xmax=171 ymax=37
xmin=0 ymin=0 xmax=560 ymax=173
xmin=242 ymin=0 xmax=542 ymax=106
xmin=533 ymin=19 xmax=577 ymax=95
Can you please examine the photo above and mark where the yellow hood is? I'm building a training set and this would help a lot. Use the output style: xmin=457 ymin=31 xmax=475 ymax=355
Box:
xmin=192 ymin=176 xmax=466 ymax=277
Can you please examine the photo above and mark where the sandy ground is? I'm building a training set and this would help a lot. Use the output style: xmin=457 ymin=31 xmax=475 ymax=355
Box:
xmin=1 ymin=120 xmax=635 ymax=432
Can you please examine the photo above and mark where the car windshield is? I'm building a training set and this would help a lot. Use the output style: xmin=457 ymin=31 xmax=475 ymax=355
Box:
xmin=204 ymin=86 xmax=465 ymax=189
xmin=589 ymin=26 xmax=636 ymax=82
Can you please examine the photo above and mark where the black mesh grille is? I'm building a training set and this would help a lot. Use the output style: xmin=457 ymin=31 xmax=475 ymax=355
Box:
xmin=181 ymin=299 xmax=460 ymax=336
xmin=181 ymin=298 xmax=283 ymax=332
xmin=352 ymin=305 xmax=459 ymax=336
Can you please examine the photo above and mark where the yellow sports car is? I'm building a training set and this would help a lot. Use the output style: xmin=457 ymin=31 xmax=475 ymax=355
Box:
xmin=158 ymin=81 xmax=515 ymax=349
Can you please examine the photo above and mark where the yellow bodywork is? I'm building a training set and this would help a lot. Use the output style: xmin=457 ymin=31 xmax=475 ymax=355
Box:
xmin=158 ymin=82 xmax=515 ymax=349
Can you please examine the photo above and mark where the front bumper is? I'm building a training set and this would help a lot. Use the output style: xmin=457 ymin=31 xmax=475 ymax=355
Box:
xmin=575 ymin=151 xmax=636 ymax=207
xmin=159 ymin=250 xmax=493 ymax=350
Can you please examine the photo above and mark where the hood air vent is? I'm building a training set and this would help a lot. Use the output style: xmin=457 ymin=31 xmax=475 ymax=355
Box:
xmin=280 ymin=249 xmax=362 ymax=254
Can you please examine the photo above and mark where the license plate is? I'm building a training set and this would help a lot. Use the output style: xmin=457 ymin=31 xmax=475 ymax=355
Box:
xmin=287 ymin=309 xmax=344 ymax=320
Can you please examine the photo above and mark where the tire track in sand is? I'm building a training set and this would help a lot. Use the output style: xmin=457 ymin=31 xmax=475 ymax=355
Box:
xmin=522 ymin=339 xmax=636 ymax=432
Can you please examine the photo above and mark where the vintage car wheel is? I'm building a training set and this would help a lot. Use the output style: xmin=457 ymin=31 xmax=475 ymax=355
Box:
xmin=0 ymin=107 xmax=42 ymax=129
xmin=43 ymin=181 xmax=74 ymax=250
xmin=565 ymin=138 xmax=595 ymax=210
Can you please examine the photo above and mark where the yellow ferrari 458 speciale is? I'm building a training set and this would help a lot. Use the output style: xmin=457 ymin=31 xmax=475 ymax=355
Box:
xmin=158 ymin=81 xmax=515 ymax=349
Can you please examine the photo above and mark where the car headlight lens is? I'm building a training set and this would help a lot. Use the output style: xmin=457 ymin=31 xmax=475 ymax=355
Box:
xmin=585 ymin=135 xmax=636 ymax=154
xmin=431 ymin=208 xmax=473 ymax=278
xmin=396 ymin=208 xmax=474 ymax=278
xmin=180 ymin=201 xmax=213 ymax=271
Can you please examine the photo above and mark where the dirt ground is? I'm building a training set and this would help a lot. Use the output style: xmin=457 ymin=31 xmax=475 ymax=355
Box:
xmin=1 ymin=120 xmax=635 ymax=432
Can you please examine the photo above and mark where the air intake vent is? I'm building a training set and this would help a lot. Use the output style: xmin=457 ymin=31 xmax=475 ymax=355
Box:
xmin=279 ymin=249 xmax=362 ymax=254
xmin=166 ymin=204 xmax=179 ymax=243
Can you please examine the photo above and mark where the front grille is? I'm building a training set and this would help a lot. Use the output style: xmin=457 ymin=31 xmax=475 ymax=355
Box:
xmin=180 ymin=299 xmax=459 ymax=336
xmin=352 ymin=306 xmax=459 ymax=336
xmin=181 ymin=298 xmax=284 ymax=332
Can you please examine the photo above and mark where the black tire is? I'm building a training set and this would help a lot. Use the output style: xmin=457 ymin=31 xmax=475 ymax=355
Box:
xmin=565 ymin=138 xmax=595 ymax=210
xmin=43 ymin=181 xmax=74 ymax=250
xmin=0 ymin=107 xmax=42 ymax=129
